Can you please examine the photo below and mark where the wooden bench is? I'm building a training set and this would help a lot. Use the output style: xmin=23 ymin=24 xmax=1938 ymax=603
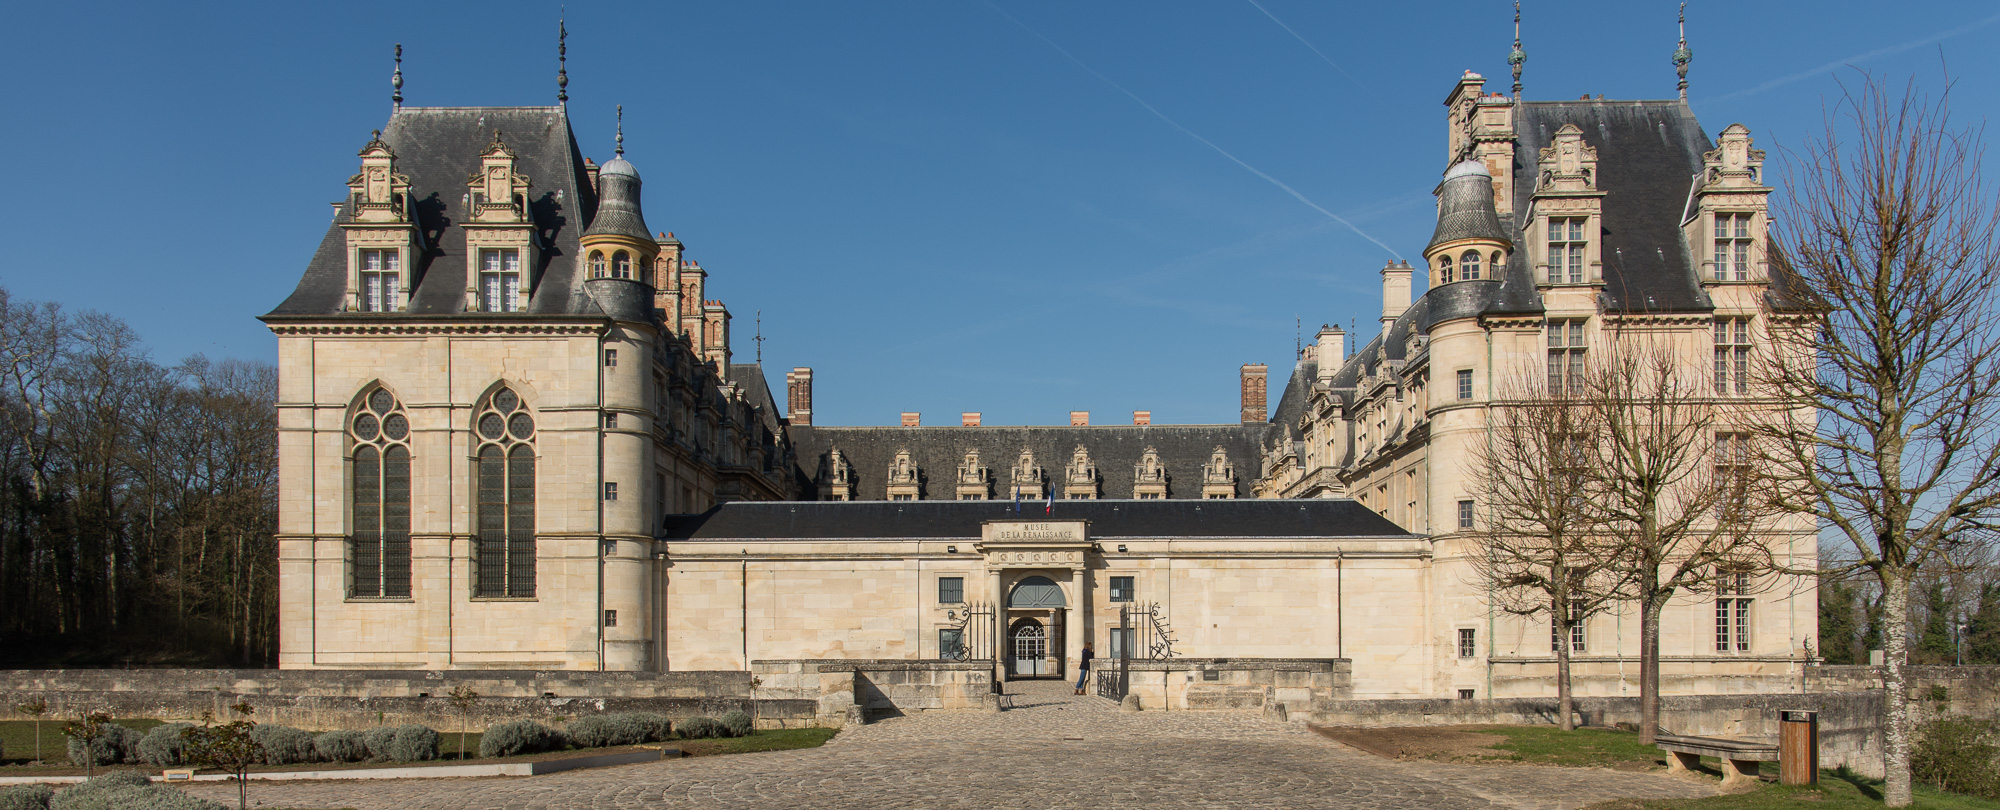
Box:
xmin=1655 ymin=734 xmax=1779 ymax=787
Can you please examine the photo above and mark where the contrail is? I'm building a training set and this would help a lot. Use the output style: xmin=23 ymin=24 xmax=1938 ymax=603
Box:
xmin=979 ymin=0 xmax=1402 ymax=260
xmin=1242 ymin=0 xmax=1373 ymax=97
xmin=1709 ymin=11 xmax=2000 ymax=103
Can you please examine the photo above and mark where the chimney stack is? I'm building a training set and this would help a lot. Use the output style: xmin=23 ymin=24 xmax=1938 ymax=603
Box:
xmin=1240 ymin=364 xmax=1269 ymax=424
xmin=1315 ymin=325 xmax=1346 ymax=383
xmin=962 ymin=412 xmax=981 ymax=427
xmin=1381 ymin=260 xmax=1413 ymax=332
xmin=1133 ymin=410 xmax=1151 ymax=426
xmin=785 ymin=367 xmax=813 ymax=426
xmin=901 ymin=412 xmax=920 ymax=427
xmin=1070 ymin=411 xmax=1089 ymax=426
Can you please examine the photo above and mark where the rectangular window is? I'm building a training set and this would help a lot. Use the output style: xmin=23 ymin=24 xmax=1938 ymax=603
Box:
xmin=1551 ymin=602 xmax=1587 ymax=653
xmin=603 ymin=349 xmax=619 ymax=368
xmin=1458 ymin=499 xmax=1475 ymax=530
xmin=1456 ymin=369 xmax=1473 ymax=400
xmin=892 ymin=493 xmax=913 ymax=501
xmin=1713 ymin=213 xmax=1754 ymax=281
xmin=1714 ymin=433 xmax=1751 ymax=518
xmin=603 ymin=482 xmax=618 ymax=501
xmin=1108 ymin=627 xmax=1135 ymax=659
xmin=938 ymin=576 xmax=964 ymax=604
xmin=479 ymin=248 xmax=522 ymax=312
xmin=1714 ymin=318 xmax=1751 ymax=394
xmin=1716 ymin=598 xmax=1753 ymax=652
xmin=939 ymin=628 xmax=965 ymax=658
xmin=1546 ymin=319 xmax=1587 ymax=394
xmin=603 ymin=413 xmax=619 ymax=429
xmin=358 ymin=249 xmax=400 ymax=312
xmin=1458 ymin=628 xmax=1477 ymax=658
xmin=1459 ymin=688 xmax=1477 ymax=700
xmin=1109 ymin=576 xmax=1134 ymax=602
xmin=1549 ymin=217 xmax=1587 ymax=283
xmin=603 ymin=609 xmax=617 ymax=628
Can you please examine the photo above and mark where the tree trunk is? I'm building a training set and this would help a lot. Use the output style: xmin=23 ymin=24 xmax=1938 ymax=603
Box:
xmin=1639 ymin=577 xmax=1663 ymax=745
xmin=1555 ymin=595 xmax=1575 ymax=731
xmin=1883 ymin=565 xmax=1912 ymax=806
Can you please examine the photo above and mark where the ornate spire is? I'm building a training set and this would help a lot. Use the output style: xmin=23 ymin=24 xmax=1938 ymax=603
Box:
xmin=1673 ymin=3 xmax=1693 ymax=101
xmin=391 ymin=43 xmax=404 ymax=109
xmin=1508 ymin=1 xmax=1525 ymax=97
xmin=557 ymin=10 xmax=569 ymax=105
xmin=614 ymin=104 xmax=625 ymax=157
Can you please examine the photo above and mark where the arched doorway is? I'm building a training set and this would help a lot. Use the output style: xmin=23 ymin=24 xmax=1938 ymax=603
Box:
xmin=1009 ymin=618 xmax=1048 ymax=677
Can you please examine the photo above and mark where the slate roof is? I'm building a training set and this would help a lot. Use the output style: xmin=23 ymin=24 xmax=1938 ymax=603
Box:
xmin=788 ymin=424 xmax=1267 ymax=501
xmin=266 ymin=106 xmax=607 ymax=319
xmin=660 ymin=498 xmax=1413 ymax=540
xmin=728 ymin=363 xmax=787 ymax=436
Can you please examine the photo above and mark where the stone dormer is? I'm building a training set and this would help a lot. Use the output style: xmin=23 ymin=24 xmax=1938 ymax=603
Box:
xmin=1009 ymin=448 xmax=1045 ymax=501
xmin=461 ymin=130 xmax=541 ymax=313
xmin=956 ymin=448 xmax=990 ymax=501
xmin=1063 ymin=445 xmax=1099 ymax=500
xmin=1200 ymin=446 xmax=1236 ymax=499
xmin=1690 ymin=123 xmax=1772 ymax=285
xmin=819 ymin=445 xmax=853 ymax=501
xmin=341 ymin=131 xmax=416 ymax=313
xmin=1132 ymin=446 xmax=1168 ymax=500
xmin=1531 ymin=124 xmax=1606 ymax=287
xmin=886 ymin=448 xmax=921 ymax=501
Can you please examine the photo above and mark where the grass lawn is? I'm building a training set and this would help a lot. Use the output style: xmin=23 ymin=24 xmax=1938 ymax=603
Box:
xmin=676 ymin=727 xmax=837 ymax=757
xmin=1585 ymin=768 xmax=2000 ymax=809
xmin=0 ymin=718 xmax=165 ymax=765
xmin=1469 ymin=726 xmax=1668 ymax=769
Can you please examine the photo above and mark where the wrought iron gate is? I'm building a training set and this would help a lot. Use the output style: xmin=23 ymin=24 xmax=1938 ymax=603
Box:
xmin=940 ymin=602 xmax=995 ymax=661
xmin=1095 ymin=602 xmax=1176 ymax=701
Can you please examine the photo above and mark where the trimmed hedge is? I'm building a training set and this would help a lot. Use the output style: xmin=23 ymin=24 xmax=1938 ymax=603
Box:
xmin=628 ymin=712 xmax=673 ymax=743
xmin=362 ymin=726 xmax=399 ymax=762
xmin=479 ymin=720 xmax=566 ymax=758
xmin=566 ymin=713 xmax=670 ymax=748
xmin=65 ymin=724 xmax=141 ymax=767
xmin=47 ymin=771 xmax=227 ymax=810
xmin=250 ymin=724 xmax=318 ymax=766
xmin=135 ymin=723 xmax=192 ymax=767
xmin=719 ymin=710 xmax=754 ymax=738
xmin=676 ymin=716 xmax=725 ymax=739
xmin=385 ymin=724 xmax=439 ymax=763
xmin=313 ymin=729 xmax=369 ymax=763
xmin=0 ymin=784 xmax=54 ymax=810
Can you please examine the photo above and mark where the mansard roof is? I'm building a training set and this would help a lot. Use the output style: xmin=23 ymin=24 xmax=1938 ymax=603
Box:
xmin=788 ymin=423 xmax=1265 ymax=500
xmin=661 ymin=498 xmax=1413 ymax=540
xmin=265 ymin=106 xmax=610 ymax=319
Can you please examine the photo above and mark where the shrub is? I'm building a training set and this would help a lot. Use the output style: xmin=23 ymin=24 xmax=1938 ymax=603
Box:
xmin=478 ymin=720 xmax=565 ymax=758
xmin=719 ymin=710 xmax=753 ymax=738
xmin=1914 ymin=715 xmax=2000 ymax=799
xmin=65 ymin=724 xmax=141 ymax=767
xmin=0 ymin=784 xmax=53 ymax=810
xmin=49 ymin=771 xmax=225 ymax=810
xmin=383 ymin=724 xmax=439 ymax=763
xmin=628 ymin=712 xmax=673 ymax=742
xmin=362 ymin=726 xmax=399 ymax=762
xmin=677 ymin=716 xmax=724 ymax=740
xmin=135 ymin=723 xmax=193 ymax=767
xmin=249 ymin=725 xmax=318 ymax=766
xmin=566 ymin=714 xmax=655 ymax=748
xmin=313 ymin=729 xmax=369 ymax=763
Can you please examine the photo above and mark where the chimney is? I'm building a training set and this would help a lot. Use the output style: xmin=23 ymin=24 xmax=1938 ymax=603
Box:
xmin=1070 ymin=411 xmax=1089 ymax=426
xmin=583 ymin=157 xmax=600 ymax=192
xmin=1381 ymin=260 xmax=1413 ymax=332
xmin=901 ymin=412 xmax=920 ymax=427
xmin=785 ymin=367 xmax=813 ymax=426
xmin=1240 ymin=364 xmax=1269 ymax=424
xmin=962 ymin=412 xmax=981 ymax=427
xmin=1133 ymin=410 xmax=1151 ymax=426
xmin=1315 ymin=324 xmax=1345 ymax=382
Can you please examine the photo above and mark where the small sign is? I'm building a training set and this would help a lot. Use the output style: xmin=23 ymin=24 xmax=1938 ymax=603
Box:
xmin=161 ymin=769 xmax=195 ymax=782
xmin=1780 ymin=710 xmax=1817 ymax=723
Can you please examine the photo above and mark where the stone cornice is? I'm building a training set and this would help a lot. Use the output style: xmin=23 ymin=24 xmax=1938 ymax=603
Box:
xmin=265 ymin=318 xmax=609 ymax=337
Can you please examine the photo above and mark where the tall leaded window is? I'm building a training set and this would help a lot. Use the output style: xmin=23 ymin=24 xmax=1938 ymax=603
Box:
xmin=351 ymin=387 xmax=411 ymax=597
xmin=1713 ymin=213 xmax=1753 ymax=281
xmin=359 ymin=249 xmax=401 ymax=312
xmin=1714 ymin=318 xmax=1751 ymax=394
xmin=479 ymin=249 xmax=523 ymax=313
xmin=475 ymin=386 xmax=537 ymax=597
xmin=1549 ymin=217 xmax=1586 ymax=283
xmin=1550 ymin=600 xmax=1587 ymax=653
xmin=1715 ymin=570 xmax=1754 ymax=652
xmin=1546 ymin=319 xmax=1587 ymax=393
xmin=1460 ymin=249 xmax=1482 ymax=280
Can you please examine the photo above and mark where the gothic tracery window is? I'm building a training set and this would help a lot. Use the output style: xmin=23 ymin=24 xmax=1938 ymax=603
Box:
xmin=351 ymin=387 xmax=411 ymax=598
xmin=475 ymin=385 xmax=537 ymax=598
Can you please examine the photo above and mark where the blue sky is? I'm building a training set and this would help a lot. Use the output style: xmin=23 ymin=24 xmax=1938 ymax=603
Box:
xmin=2 ymin=1 xmax=1995 ymax=426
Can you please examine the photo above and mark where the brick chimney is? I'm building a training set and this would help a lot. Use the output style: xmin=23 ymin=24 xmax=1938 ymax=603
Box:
xmin=1133 ymin=410 xmax=1151 ymax=426
xmin=1240 ymin=364 xmax=1269 ymax=424
xmin=901 ymin=412 xmax=920 ymax=427
xmin=785 ymin=367 xmax=813 ymax=426
xmin=962 ymin=412 xmax=981 ymax=427
xmin=1381 ymin=260 xmax=1413 ymax=333
xmin=1070 ymin=411 xmax=1089 ymax=426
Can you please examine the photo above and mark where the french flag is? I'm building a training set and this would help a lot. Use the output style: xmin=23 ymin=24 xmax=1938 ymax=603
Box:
xmin=1044 ymin=488 xmax=1053 ymax=515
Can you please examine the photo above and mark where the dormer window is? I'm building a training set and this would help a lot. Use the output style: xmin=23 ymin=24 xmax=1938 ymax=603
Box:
xmin=1439 ymin=255 xmax=1455 ymax=284
xmin=1460 ymin=250 xmax=1482 ymax=280
xmin=1549 ymin=217 xmax=1587 ymax=283
xmin=479 ymin=249 xmax=522 ymax=312
xmin=588 ymin=250 xmax=607 ymax=278
xmin=1714 ymin=213 xmax=1753 ymax=281
xmin=358 ymin=249 xmax=401 ymax=312
xmin=612 ymin=251 xmax=632 ymax=280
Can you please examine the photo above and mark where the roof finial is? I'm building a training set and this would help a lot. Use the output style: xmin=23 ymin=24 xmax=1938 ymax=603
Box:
xmin=392 ymin=43 xmax=404 ymax=110
xmin=1673 ymin=3 xmax=1693 ymax=101
xmin=614 ymin=104 xmax=624 ymax=157
xmin=1508 ymin=1 xmax=1525 ymax=98
xmin=557 ymin=9 xmax=569 ymax=105
xmin=754 ymin=310 xmax=765 ymax=363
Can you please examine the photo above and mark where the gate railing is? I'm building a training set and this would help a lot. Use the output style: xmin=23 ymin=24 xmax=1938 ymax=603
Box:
xmin=940 ymin=601 xmax=996 ymax=662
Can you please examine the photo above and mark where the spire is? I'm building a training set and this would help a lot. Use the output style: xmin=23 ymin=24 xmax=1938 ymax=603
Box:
xmin=1508 ymin=1 xmax=1525 ymax=98
xmin=391 ymin=43 xmax=404 ymax=110
xmin=614 ymin=104 xmax=625 ymax=157
xmin=557 ymin=10 xmax=569 ymax=106
xmin=1673 ymin=3 xmax=1693 ymax=101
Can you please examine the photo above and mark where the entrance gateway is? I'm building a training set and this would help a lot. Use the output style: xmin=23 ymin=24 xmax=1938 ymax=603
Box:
xmin=981 ymin=520 xmax=1090 ymax=681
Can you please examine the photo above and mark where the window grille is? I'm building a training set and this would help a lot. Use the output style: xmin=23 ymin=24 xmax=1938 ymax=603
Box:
xmin=1713 ymin=213 xmax=1753 ymax=281
xmin=1546 ymin=319 xmax=1587 ymax=394
xmin=1714 ymin=318 xmax=1752 ymax=394
xmin=475 ymin=386 xmax=537 ymax=598
xmin=1109 ymin=576 xmax=1134 ymax=602
xmin=1458 ymin=628 xmax=1477 ymax=658
xmin=1548 ymin=218 xmax=1587 ymax=283
xmin=359 ymin=249 xmax=400 ymax=312
xmin=350 ymin=387 xmax=411 ymax=597
xmin=938 ymin=576 xmax=964 ymax=604
xmin=479 ymin=249 xmax=522 ymax=312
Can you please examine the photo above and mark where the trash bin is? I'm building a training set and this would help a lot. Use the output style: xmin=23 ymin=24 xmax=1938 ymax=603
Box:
xmin=1778 ymin=709 xmax=1818 ymax=785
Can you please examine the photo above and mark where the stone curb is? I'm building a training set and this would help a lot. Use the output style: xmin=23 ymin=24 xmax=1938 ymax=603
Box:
xmin=0 ymin=747 xmax=674 ymax=785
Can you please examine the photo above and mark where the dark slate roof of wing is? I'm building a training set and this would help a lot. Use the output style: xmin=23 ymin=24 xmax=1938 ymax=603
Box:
xmin=789 ymin=424 xmax=1266 ymax=501
xmin=661 ymin=498 xmax=1414 ymax=540
xmin=1513 ymin=101 xmax=1715 ymax=314
xmin=1269 ymin=359 xmax=1316 ymax=432
xmin=728 ymin=363 xmax=787 ymax=434
xmin=266 ymin=107 xmax=605 ymax=319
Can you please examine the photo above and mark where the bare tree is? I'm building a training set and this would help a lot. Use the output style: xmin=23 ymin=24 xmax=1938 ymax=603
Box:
xmin=1761 ymin=74 xmax=2000 ymax=807
xmin=1466 ymin=374 xmax=1620 ymax=731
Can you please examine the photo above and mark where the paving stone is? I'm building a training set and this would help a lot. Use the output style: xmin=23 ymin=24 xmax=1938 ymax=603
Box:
xmin=179 ymin=680 xmax=1716 ymax=809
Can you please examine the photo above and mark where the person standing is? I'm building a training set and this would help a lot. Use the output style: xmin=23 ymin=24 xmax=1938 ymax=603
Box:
xmin=1074 ymin=641 xmax=1094 ymax=695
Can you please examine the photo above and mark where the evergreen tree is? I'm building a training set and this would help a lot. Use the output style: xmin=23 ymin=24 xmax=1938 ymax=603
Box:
xmin=1863 ymin=592 xmax=1885 ymax=662
xmin=1967 ymin=582 xmax=2000 ymax=665
xmin=1916 ymin=581 xmax=1955 ymax=665
xmin=1819 ymin=581 xmax=1860 ymax=664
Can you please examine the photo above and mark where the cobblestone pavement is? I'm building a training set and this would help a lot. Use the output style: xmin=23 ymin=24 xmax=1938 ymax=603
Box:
xmin=183 ymin=681 xmax=1716 ymax=809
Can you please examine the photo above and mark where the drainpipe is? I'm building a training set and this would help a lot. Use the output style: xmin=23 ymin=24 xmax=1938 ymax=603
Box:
xmin=1484 ymin=325 xmax=1496 ymax=700
xmin=597 ymin=326 xmax=609 ymax=671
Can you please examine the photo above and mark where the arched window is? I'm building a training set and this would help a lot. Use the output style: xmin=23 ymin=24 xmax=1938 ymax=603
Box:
xmin=587 ymin=251 xmax=606 ymax=279
xmin=612 ymin=251 xmax=632 ymax=280
xmin=1461 ymin=249 xmax=1482 ymax=280
xmin=1491 ymin=251 xmax=1503 ymax=272
xmin=475 ymin=386 xmax=537 ymax=598
xmin=351 ymin=387 xmax=411 ymax=598
xmin=1439 ymin=255 xmax=1455 ymax=284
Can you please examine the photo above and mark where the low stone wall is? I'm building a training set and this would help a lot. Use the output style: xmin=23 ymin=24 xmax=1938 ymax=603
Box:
xmin=1105 ymin=658 xmax=1350 ymax=714
xmin=0 ymin=669 xmax=817 ymax=732
xmin=753 ymin=659 xmax=995 ymax=723
xmin=1808 ymin=665 xmax=2000 ymax=716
